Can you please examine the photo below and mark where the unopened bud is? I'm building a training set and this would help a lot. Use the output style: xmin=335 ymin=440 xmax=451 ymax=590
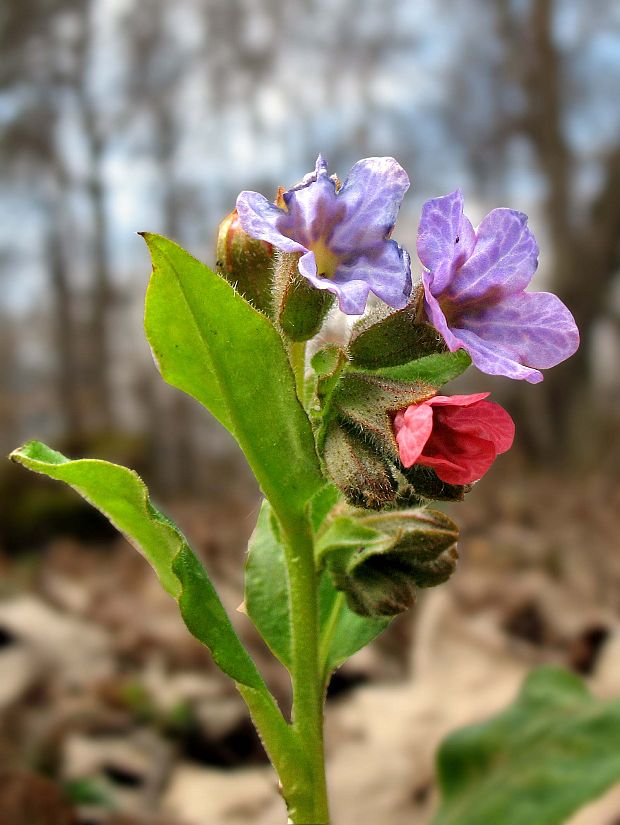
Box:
xmin=273 ymin=252 xmax=335 ymax=341
xmin=216 ymin=209 xmax=274 ymax=315
xmin=318 ymin=508 xmax=459 ymax=617
xmin=322 ymin=422 xmax=396 ymax=510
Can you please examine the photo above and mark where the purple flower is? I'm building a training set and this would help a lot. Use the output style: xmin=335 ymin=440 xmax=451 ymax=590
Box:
xmin=418 ymin=190 xmax=579 ymax=383
xmin=236 ymin=155 xmax=412 ymax=315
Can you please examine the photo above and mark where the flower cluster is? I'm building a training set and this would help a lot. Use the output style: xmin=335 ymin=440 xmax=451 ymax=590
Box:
xmin=236 ymin=155 xmax=579 ymax=485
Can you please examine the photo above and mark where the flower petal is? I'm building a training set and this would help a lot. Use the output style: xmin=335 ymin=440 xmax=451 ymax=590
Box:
xmin=417 ymin=190 xmax=476 ymax=293
xmin=422 ymin=280 xmax=465 ymax=351
xmin=394 ymin=404 xmax=434 ymax=468
xmin=332 ymin=240 xmax=411 ymax=313
xmin=433 ymin=400 xmax=515 ymax=454
xmin=454 ymin=327 xmax=544 ymax=383
xmin=236 ymin=191 xmax=307 ymax=254
xmin=419 ymin=432 xmax=497 ymax=485
xmin=429 ymin=393 xmax=490 ymax=408
xmin=459 ymin=290 xmax=579 ymax=373
xmin=446 ymin=208 xmax=538 ymax=304
xmin=297 ymin=249 xmax=370 ymax=313
xmin=281 ymin=157 xmax=341 ymax=247
xmin=330 ymin=157 xmax=410 ymax=251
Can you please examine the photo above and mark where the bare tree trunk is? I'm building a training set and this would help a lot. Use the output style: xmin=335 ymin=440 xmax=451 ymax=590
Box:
xmin=73 ymin=2 xmax=114 ymax=433
xmin=46 ymin=203 xmax=82 ymax=436
xmin=492 ymin=0 xmax=620 ymax=456
xmin=85 ymin=133 xmax=114 ymax=431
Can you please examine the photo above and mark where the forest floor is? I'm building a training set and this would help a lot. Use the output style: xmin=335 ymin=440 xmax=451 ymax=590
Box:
xmin=0 ymin=462 xmax=619 ymax=825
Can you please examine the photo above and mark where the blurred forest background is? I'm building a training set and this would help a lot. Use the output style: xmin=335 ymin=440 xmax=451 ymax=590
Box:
xmin=0 ymin=1 xmax=619 ymax=824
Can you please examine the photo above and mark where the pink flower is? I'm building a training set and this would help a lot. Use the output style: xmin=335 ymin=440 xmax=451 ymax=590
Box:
xmin=393 ymin=393 xmax=515 ymax=485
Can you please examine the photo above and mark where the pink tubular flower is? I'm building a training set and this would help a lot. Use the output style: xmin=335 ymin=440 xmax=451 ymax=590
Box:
xmin=393 ymin=393 xmax=515 ymax=485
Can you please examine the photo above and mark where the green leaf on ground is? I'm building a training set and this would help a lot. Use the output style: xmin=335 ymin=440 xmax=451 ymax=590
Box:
xmin=432 ymin=666 xmax=620 ymax=825
xmin=10 ymin=441 xmax=264 ymax=689
xmin=143 ymin=233 xmax=324 ymax=520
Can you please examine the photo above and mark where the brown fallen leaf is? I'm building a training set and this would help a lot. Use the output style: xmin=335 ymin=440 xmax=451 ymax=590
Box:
xmin=0 ymin=770 xmax=76 ymax=825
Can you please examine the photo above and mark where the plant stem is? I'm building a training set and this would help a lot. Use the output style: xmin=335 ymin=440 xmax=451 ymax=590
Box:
xmin=289 ymin=340 xmax=307 ymax=402
xmin=281 ymin=515 xmax=330 ymax=823
xmin=236 ymin=683 xmax=311 ymax=809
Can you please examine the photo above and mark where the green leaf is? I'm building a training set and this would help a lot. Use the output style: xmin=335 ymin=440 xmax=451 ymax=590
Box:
xmin=315 ymin=515 xmax=389 ymax=565
xmin=357 ymin=349 xmax=471 ymax=387
xmin=307 ymin=483 xmax=341 ymax=534
xmin=10 ymin=441 xmax=263 ymax=690
xmin=432 ymin=666 xmax=620 ymax=825
xmin=318 ymin=575 xmax=389 ymax=680
xmin=349 ymin=306 xmax=444 ymax=369
xmin=245 ymin=500 xmax=291 ymax=669
xmin=245 ymin=499 xmax=388 ymax=678
xmin=142 ymin=233 xmax=324 ymax=520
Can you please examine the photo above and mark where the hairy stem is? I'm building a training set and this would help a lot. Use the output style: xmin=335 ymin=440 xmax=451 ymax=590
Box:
xmin=281 ymin=515 xmax=330 ymax=823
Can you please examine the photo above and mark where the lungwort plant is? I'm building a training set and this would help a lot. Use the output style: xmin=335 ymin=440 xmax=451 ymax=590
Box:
xmin=13 ymin=156 xmax=620 ymax=825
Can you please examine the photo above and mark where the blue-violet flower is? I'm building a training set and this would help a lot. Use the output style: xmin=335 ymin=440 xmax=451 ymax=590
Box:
xmin=418 ymin=190 xmax=579 ymax=383
xmin=236 ymin=155 xmax=412 ymax=315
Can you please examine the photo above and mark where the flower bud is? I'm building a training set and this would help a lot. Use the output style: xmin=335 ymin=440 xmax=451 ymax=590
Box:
xmin=273 ymin=252 xmax=335 ymax=341
xmin=216 ymin=209 xmax=274 ymax=315
xmin=318 ymin=508 xmax=459 ymax=617
xmin=322 ymin=421 xmax=397 ymax=510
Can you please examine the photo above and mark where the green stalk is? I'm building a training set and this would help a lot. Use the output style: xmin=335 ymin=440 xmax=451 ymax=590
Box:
xmin=280 ymin=515 xmax=330 ymax=823
xmin=236 ymin=683 xmax=314 ymax=817
xmin=289 ymin=340 xmax=307 ymax=402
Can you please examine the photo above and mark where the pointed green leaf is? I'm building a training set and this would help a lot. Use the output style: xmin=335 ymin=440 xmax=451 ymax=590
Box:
xmin=10 ymin=441 xmax=263 ymax=689
xmin=432 ymin=667 xmax=620 ymax=825
xmin=143 ymin=234 xmax=324 ymax=520
xmin=315 ymin=515 xmax=389 ymax=566
xmin=307 ymin=483 xmax=341 ymax=534
xmin=318 ymin=575 xmax=389 ymax=681
xmin=357 ymin=349 xmax=471 ymax=388
xmin=245 ymin=499 xmax=388 ymax=678
xmin=245 ymin=500 xmax=292 ymax=668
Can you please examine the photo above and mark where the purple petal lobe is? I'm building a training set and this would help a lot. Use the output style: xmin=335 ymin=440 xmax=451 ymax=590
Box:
xmin=455 ymin=328 xmax=544 ymax=383
xmin=331 ymin=157 xmax=410 ymax=250
xmin=298 ymin=248 xmax=370 ymax=314
xmin=236 ymin=191 xmax=306 ymax=253
xmin=459 ymin=290 xmax=579 ymax=370
xmin=422 ymin=280 xmax=464 ymax=351
xmin=297 ymin=249 xmax=321 ymax=287
xmin=281 ymin=160 xmax=341 ymax=248
xmin=332 ymin=280 xmax=372 ymax=315
xmin=333 ymin=240 xmax=411 ymax=312
xmin=447 ymin=208 xmax=538 ymax=304
xmin=287 ymin=155 xmax=329 ymax=195
xmin=417 ymin=190 xmax=476 ymax=293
